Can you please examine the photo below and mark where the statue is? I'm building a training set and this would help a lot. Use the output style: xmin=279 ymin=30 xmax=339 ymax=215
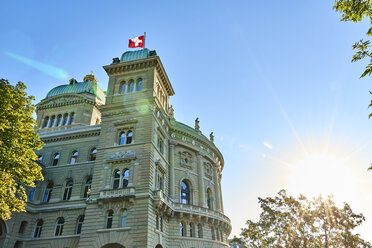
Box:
xmin=90 ymin=70 xmax=94 ymax=75
xmin=195 ymin=117 xmax=200 ymax=131
xmin=169 ymin=105 xmax=174 ymax=118
xmin=210 ymin=132 xmax=214 ymax=142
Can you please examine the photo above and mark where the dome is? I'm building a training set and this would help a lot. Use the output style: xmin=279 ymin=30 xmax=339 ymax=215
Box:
xmin=120 ymin=48 xmax=157 ymax=62
xmin=45 ymin=76 xmax=105 ymax=101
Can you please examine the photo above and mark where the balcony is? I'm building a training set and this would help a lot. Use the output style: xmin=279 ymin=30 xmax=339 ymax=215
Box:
xmin=99 ymin=187 xmax=135 ymax=199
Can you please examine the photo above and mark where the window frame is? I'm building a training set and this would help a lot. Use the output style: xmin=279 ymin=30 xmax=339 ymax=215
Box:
xmin=33 ymin=219 xmax=43 ymax=238
xmin=63 ymin=180 xmax=73 ymax=201
xmin=54 ymin=217 xmax=64 ymax=236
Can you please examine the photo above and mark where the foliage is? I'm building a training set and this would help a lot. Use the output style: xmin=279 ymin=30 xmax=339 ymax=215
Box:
xmin=232 ymin=190 xmax=371 ymax=248
xmin=0 ymin=79 xmax=43 ymax=220
xmin=333 ymin=0 xmax=372 ymax=79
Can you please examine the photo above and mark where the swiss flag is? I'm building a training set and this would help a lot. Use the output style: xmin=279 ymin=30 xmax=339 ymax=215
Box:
xmin=128 ymin=35 xmax=145 ymax=48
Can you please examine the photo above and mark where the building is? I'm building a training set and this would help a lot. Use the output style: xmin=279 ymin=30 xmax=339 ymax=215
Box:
xmin=0 ymin=48 xmax=232 ymax=248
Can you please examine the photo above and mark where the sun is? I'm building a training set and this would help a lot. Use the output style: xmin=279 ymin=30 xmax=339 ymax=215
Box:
xmin=287 ymin=153 xmax=356 ymax=199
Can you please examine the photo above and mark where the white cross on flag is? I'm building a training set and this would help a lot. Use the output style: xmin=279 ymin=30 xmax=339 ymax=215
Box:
xmin=128 ymin=35 xmax=145 ymax=48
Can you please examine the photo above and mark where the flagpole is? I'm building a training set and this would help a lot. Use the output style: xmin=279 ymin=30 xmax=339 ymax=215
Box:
xmin=144 ymin=32 xmax=146 ymax=50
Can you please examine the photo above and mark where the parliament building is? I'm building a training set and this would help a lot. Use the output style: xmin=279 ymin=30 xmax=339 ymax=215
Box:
xmin=0 ymin=49 xmax=231 ymax=248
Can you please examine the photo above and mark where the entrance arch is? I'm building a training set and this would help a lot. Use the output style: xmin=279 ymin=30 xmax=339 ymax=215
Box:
xmin=101 ymin=244 xmax=125 ymax=248
xmin=0 ymin=220 xmax=7 ymax=247
xmin=155 ymin=245 xmax=163 ymax=248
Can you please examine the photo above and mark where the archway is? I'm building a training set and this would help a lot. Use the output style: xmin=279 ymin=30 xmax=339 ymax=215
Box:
xmin=0 ymin=220 xmax=7 ymax=247
xmin=101 ymin=244 xmax=125 ymax=248
xmin=155 ymin=245 xmax=163 ymax=248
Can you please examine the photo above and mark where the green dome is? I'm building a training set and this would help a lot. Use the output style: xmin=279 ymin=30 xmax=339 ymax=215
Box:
xmin=45 ymin=79 xmax=105 ymax=101
xmin=120 ymin=49 xmax=157 ymax=62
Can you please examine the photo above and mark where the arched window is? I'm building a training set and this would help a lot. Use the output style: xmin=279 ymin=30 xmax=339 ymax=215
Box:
xmin=136 ymin=79 xmax=143 ymax=91
xmin=33 ymin=220 xmax=43 ymax=238
xmin=37 ymin=155 xmax=43 ymax=163
xmin=126 ymin=131 xmax=133 ymax=144
xmin=90 ymin=148 xmax=97 ymax=161
xmin=18 ymin=221 xmax=27 ymax=234
xmin=180 ymin=222 xmax=186 ymax=236
xmin=55 ymin=217 xmax=64 ymax=236
xmin=121 ymin=209 xmax=128 ymax=227
xmin=84 ymin=177 xmax=92 ymax=198
xmin=181 ymin=180 xmax=191 ymax=204
xmin=189 ymin=223 xmax=194 ymax=237
xmin=122 ymin=169 xmax=129 ymax=188
xmin=43 ymin=182 xmax=53 ymax=203
xmin=198 ymin=224 xmax=203 ymax=238
xmin=75 ymin=215 xmax=84 ymax=234
xmin=120 ymin=82 xmax=126 ymax=94
xmin=28 ymin=187 xmax=35 ymax=201
xmin=49 ymin=115 xmax=56 ymax=127
xmin=106 ymin=210 xmax=114 ymax=228
xmin=63 ymin=180 xmax=73 ymax=200
xmin=69 ymin=112 xmax=74 ymax=125
xmin=62 ymin=113 xmax=68 ymax=126
xmin=52 ymin=153 xmax=60 ymax=166
xmin=119 ymin=132 xmax=126 ymax=145
xmin=42 ymin=117 xmax=49 ymax=128
xmin=128 ymin=81 xmax=134 ymax=92
xmin=113 ymin=170 xmax=120 ymax=189
xmin=13 ymin=241 xmax=23 ymax=248
xmin=56 ymin=114 xmax=62 ymax=126
xmin=70 ymin=150 xmax=78 ymax=164
xmin=211 ymin=227 xmax=215 ymax=240
xmin=206 ymin=188 xmax=213 ymax=210
xmin=216 ymin=228 xmax=220 ymax=241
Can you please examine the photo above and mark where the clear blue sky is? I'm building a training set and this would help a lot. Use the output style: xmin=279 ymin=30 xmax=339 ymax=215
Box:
xmin=2 ymin=0 xmax=372 ymax=239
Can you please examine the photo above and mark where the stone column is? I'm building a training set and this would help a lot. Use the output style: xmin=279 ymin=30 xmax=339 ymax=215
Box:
xmin=104 ymin=166 xmax=111 ymax=189
xmin=169 ymin=141 xmax=176 ymax=199
xmin=197 ymin=153 xmax=206 ymax=207
xmin=218 ymin=174 xmax=224 ymax=213
xmin=128 ymin=162 xmax=136 ymax=187
xmin=213 ymin=164 xmax=221 ymax=211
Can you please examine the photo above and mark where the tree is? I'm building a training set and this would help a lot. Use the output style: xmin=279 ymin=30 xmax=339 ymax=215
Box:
xmin=0 ymin=79 xmax=43 ymax=220
xmin=232 ymin=190 xmax=371 ymax=247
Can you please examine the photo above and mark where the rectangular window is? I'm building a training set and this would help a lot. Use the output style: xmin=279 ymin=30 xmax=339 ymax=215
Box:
xmin=157 ymin=136 xmax=164 ymax=154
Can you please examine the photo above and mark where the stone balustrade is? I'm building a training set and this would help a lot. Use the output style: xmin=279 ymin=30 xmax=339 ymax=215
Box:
xmin=99 ymin=187 xmax=135 ymax=199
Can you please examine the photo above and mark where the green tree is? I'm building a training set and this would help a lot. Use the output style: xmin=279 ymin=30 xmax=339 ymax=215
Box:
xmin=232 ymin=190 xmax=371 ymax=247
xmin=0 ymin=79 xmax=43 ymax=220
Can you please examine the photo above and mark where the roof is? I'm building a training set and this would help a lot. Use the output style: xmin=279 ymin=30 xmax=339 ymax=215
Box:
xmin=45 ymin=77 xmax=106 ymax=101
xmin=120 ymin=48 xmax=157 ymax=62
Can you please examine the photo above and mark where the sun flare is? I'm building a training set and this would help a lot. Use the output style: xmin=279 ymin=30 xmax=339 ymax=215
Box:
xmin=287 ymin=153 xmax=356 ymax=199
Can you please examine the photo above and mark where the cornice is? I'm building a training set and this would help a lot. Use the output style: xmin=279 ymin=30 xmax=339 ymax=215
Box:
xmin=36 ymin=94 xmax=103 ymax=111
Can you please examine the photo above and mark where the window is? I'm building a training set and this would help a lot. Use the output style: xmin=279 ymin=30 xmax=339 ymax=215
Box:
xmin=157 ymin=136 xmax=164 ymax=154
xmin=84 ymin=177 xmax=92 ymax=198
xmin=128 ymin=81 xmax=134 ymax=92
xmin=220 ymin=230 xmax=224 ymax=242
xmin=180 ymin=222 xmax=186 ymax=237
xmin=207 ymin=188 xmax=213 ymax=210
xmin=33 ymin=220 xmax=43 ymax=238
xmin=113 ymin=170 xmax=120 ymax=189
xmin=119 ymin=132 xmax=126 ymax=145
xmin=189 ymin=223 xmax=194 ymax=237
xmin=62 ymin=113 xmax=68 ymax=126
xmin=160 ymin=216 xmax=163 ymax=232
xmin=49 ymin=115 xmax=55 ymax=127
xmin=198 ymin=224 xmax=203 ymax=238
xmin=55 ymin=217 xmax=64 ymax=236
xmin=37 ymin=155 xmax=43 ymax=163
xmin=216 ymin=228 xmax=220 ymax=241
xmin=76 ymin=215 xmax=84 ymax=234
xmin=122 ymin=169 xmax=129 ymax=188
xmin=43 ymin=182 xmax=53 ymax=203
xmin=157 ymin=172 xmax=163 ymax=191
xmin=126 ymin=131 xmax=133 ymax=144
xmin=56 ymin=114 xmax=62 ymax=126
xmin=63 ymin=180 xmax=73 ymax=200
xmin=106 ymin=210 xmax=114 ymax=228
xmin=18 ymin=221 xmax=27 ymax=234
xmin=69 ymin=112 xmax=74 ymax=125
xmin=156 ymin=214 xmax=159 ymax=230
xmin=52 ymin=153 xmax=60 ymax=166
xmin=42 ymin=117 xmax=49 ymax=128
xmin=136 ymin=79 xmax=143 ymax=91
xmin=121 ymin=209 xmax=128 ymax=227
xmin=70 ymin=150 xmax=78 ymax=164
xmin=120 ymin=82 xmax=126 ymax=94
xmin=211 ymin=227 xmax=215 ymax=240
xmin=90 ymin=148 xmax=97 ymax=161
xmin=28 ymin=188 xmax=35 ymax=201
xmin=181 ymin=180 xmax=191 ymax=204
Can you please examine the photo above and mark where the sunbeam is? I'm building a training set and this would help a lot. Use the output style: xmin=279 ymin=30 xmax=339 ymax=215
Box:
xmin=4 ymin=51 xmax=68 ymax=80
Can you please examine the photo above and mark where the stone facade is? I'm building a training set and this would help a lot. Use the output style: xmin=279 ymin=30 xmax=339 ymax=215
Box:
xmin=1 ymin=49 xmax=231 ymax=248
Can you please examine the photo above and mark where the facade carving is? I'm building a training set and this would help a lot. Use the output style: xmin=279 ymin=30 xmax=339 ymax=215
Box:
xmin=0 ymin=48 xmax=231 ymax=248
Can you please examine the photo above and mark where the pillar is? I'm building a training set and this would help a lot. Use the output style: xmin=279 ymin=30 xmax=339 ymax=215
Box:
xmin=213 ymin=164 xmax=221 ymax=211
xmin=169 ymin=141 xmax=176 ymax=199
xmin=197 ymin=153 xmax=206 ymax=207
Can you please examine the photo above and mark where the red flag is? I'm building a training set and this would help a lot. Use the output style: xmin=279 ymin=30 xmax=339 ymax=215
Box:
xmin=128 ymin=35 xmax=145 ymax=48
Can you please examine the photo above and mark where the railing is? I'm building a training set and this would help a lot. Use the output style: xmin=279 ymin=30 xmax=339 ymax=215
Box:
xmin=154 ymin=190 xmax=231 ymax=224
xmin=99 ymin=187 xmax=135 ymax=199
